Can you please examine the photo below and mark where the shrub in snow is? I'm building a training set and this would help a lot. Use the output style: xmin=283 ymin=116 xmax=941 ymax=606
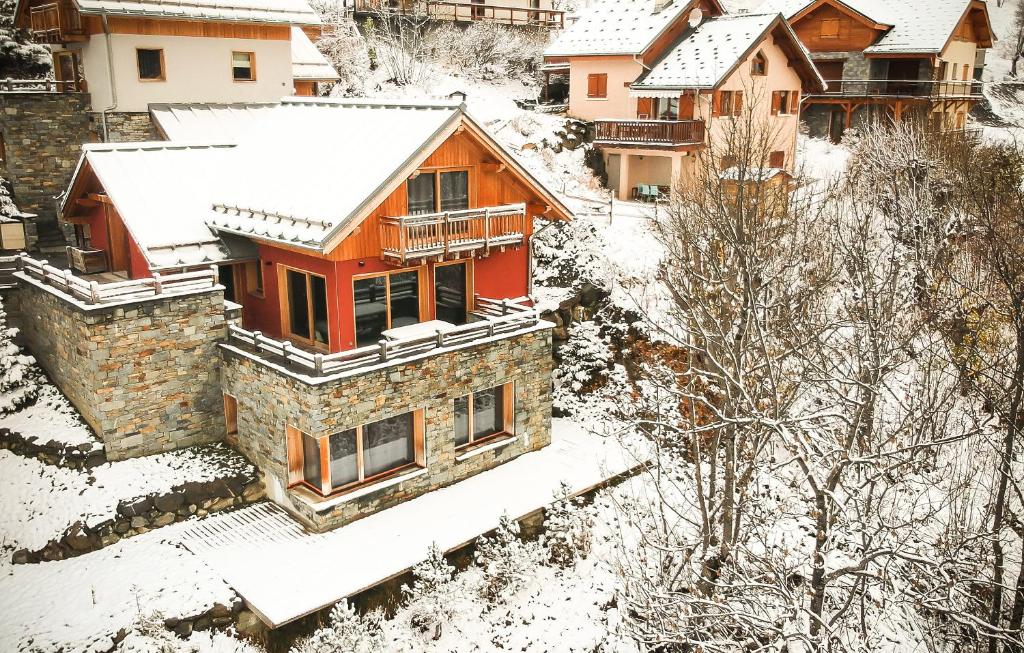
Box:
xmin=292 ymin=600 xmax=384 ymax=653
xmin=0 ymin=293 xmax=39 ymax=414
xmin=427 ymin=22 xmax=546 ymax=82
xmin=545 ymin=481 xmax=594 ymax=568
xmin=309 ymin=0 xmax=371 ymax=96
xmin=0 ymin=0 xmax=51 ymax=79
xmin=474 ymin=512 xmax=541 ymax=602
xmin=403 ymin=542 xmax=457 ymax=639
xmin=553 ymin=321 xmax=612 ymax=413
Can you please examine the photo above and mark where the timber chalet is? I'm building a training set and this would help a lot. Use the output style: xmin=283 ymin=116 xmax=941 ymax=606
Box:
xmin=12 ymin=98 xmax=572 ymax=531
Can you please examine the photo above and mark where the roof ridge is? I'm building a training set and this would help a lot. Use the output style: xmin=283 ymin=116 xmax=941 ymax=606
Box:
xmin=83 ymin=141 xmax=237 ymax=153
xmin=282 ymin=97 xmax=465 ymax=111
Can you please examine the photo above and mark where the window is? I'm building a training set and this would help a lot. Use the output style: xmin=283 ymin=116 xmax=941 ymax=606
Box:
xmin=654 ymin=97 xmax=679 ymax=120
xmin=232 ymin=51 xmax=255 ymax=81
xmin=353 ymin=269 xmax=422 ymax=347
xmin=962 ymin=64 xmax=970 ymax=81
xmin=769 ymin=151 xmax=786 ymax=168
xmin=454 ymin=384 xmax=514 ymax=449
xmin=245 ymin=259 xmax=264 ymax=296
xmin=772 ymin=90 xmax=799 ymax=115
xmin=218 ymin=264 xmax=238 ymax=303
xmin=820 ymin=18 xmax=839 ymax=39
xmin=283 ymin=268 xmax=329 ymax=348
xmin=751 ymin=51 xmax=767 ymax=76
xmin=587 ymin=73 xmax=608 ymax=99
xmin=288 ymin=410 xmax=425 ymax=496
xmin=714 ymin=90 xmax=743 ymax=118
xmin=406 ymin=170 xmax=471 ymax=215
xmin=136 ymin=48 xmax=164 ymax=81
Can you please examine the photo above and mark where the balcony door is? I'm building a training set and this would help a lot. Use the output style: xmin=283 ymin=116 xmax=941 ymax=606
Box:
xmin=353 ymin=269 xmax=423 ymax=347
xmin=283 ymin=268 xmax=329 ymax=349
xmin=435 ymin=261 xmax=469 ymax=325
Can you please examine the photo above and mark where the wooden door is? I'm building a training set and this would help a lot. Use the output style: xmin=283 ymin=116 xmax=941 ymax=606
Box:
xmin=828 ymin=111 xmax=845 ymax=144
xmin=104 ymin=206 xmax=130 ymax=274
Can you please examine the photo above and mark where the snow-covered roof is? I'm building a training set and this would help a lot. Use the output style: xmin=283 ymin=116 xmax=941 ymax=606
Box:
xmin=719 ymin=166 xmax=791 ymax=181
xmin=544 ymin=0 xmax=697 ymax=58
xmin=291 ymin=27 xmax=339 ymax=81
xmin=633 ymin=13 xmax=778 ymax=89
xmin=68 ymin=99 xmax=572 ymax=265
xmin=72 ymin=0 xmax=320 ymax=25
xmin=757 ymin=0 xmax=989 ymax=55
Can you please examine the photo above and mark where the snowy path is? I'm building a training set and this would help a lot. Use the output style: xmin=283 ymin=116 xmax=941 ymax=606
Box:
xmin=177 ymin=419 xmax=644 ymax=628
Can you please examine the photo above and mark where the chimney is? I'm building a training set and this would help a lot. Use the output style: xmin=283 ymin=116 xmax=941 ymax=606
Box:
xmin=653 ymin=0 xmax=674 ymax=13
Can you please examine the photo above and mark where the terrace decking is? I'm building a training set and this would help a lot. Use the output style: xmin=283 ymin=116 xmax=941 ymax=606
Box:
xmin=594 ymin=119 xmax=706 ymax=149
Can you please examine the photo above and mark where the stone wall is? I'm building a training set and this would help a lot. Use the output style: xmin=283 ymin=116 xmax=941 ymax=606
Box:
xmin=10 ymin=277 xmax=229 ymax=460
xmin=0 ymin=92 xmax=96 ymax=221
xmin=221 ymin=326 xmax=555 ymax=532
xmin=101 ymin=111 xmax=159 ymax=142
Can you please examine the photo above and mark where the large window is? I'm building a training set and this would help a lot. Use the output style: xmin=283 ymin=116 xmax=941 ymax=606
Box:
xmin=715 ymin=90 xmax=743 ymax=118
xmin=289 ymin=410 xmax=425 ymax=496
xmin=284 ymin=268 xmax=329 ymax=348
xmin=353 ymin=269 xmax=422 ymax=347
xmin=406 ymin=170 xmax=471 ymax=215
xmin=136 ymin=48 xmax=165 ymax=81
xmin=232 ymin=51 xmax=255 ymax=81
xmin=454 ymin=383 xmax=514 ymax=449
xmin=772 ymin=90 xmax=798 ymax=116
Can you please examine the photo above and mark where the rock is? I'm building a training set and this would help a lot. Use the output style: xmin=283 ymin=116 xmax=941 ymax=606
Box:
xmin=117 ymin=496 xmax=153 ymax=518
xmin=208 ymin=497 xmax=234 ymax=512
xmin=241 ymin=482 xmax=264 ymax=502
xmin=151 ymin=512 xmax=176 ymax=527
xmin=99 ymin=533 xmax=120 ymax=547
xmin=130 ymin=516 xmax=148 ymax=529
xmin=41 ymin=542 xmax=65 ymax=561
xmin=11 ymin=549 xmax=30 ymax=564
xmin=221 ymin=476 xmax=245 ymax=496
xmin=163 ymin=616 xmax=181 ymax=628
xmin=235 ymin=610 xmax=266 ymax=637
xmin=209 ymin=603 xmax=231 ymax=618
xmin=172 ymin=621 xmax=193 ymax=638
xmin=65 ymin=522 xmax=98 ymax=552
xmin=153 ymin=492 xmax=185 ymax=513
xmin=194 ymin=617 xmax=212 ymax=631
xmin=211 ymin=616 xmax=233 ymax=627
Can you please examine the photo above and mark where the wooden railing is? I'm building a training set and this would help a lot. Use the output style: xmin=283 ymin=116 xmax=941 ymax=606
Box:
xmin=14 ymin=254 xmax=218 ymax=305
xmin=594 ymin=120 xmax=706 ymax=147
xmin=0 ymin=78 xmax=82 ymax=93
xmin=226 ymin=296 xmax=541 ymax=377
xmin=380 ymin=203 xmax=527 ymax=265
xmin=811 ymin=79 xmax=983 ymax=99
xmin=0 ymin=256 xmax=20 ymax=290
xmin=353 ymin=0 xmax=564 ymax=27
xmin=28 ymin=1 xmax=82 ymax=43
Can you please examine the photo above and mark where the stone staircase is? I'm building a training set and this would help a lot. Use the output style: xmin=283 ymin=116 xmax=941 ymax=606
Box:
xmin=32 ymin=218 xmax=70 ymax=257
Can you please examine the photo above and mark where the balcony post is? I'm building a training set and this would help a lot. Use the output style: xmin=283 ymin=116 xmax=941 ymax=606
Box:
xmin=483 ymin=207 xmax=491 ymax=249
xmin=153 ymin=272 xmax=163 ymax=295
xmin=314 ymin=353 xmax=324 ymax=375
xmin=379 ymin=339 xmax=389 ymax=362
xmin=89 ymin=281 xmax=100 ymax=304
xmin=443 ymin=212 xmax=451 ymax=257
xmin=252 ymin=331 xmax=263 ymax=353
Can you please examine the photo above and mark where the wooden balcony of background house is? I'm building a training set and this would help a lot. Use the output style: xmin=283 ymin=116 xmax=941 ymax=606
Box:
xmin=226 ymin=296 xmax=541 ymax=377
xmin=809 ymin=79 xmax=984 ymax=100
xmin=352 ymin=0 xmax=564 ymax=28
xmin=379 ymin=203 xmax=527 ymax=266
xmin=27 ymin=1 xmax=85 ymax=44
xmin=594 ymin=119 xmax=706 ymax=148
xmin=13 ymin=254 xmax=218 ymax=304
xmin=0 ymin=78 xmax=84 ymax=93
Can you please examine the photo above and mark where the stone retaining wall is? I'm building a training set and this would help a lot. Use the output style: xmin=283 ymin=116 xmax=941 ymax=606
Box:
xmin=221 ymin=326 xmax=554 ymax=532
xmin=9 ymin=278 xmax=229 ymax=460
xmin=101 ymin=111 xmax=159 ymax=142
xmin=0 ymin=427 xmax=106 ymax=469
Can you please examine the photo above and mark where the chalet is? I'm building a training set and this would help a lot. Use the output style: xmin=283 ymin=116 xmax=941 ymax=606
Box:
xmin=759 ymin=0 xmax=995 ymax=142
xmin=352 ymin=0 xmax=565 ymax=29
xmin=14 ymin=98 xmax=571 ymax=531
xmin=543 ymin=0 xmax=824 ymax=200
xmin=291 ymin=27 xmax=340 ymax=96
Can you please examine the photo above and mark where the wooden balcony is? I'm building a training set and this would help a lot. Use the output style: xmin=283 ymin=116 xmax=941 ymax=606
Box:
xmin=809 ymin=79 xmax=983 ymax=100
xmin=28 ymin=1 xmax=84 ymax=43
xmin=353 ymin=0 xmax=564 ymax=28
xmin=379 ymin=203 xmax=527 ymax=265
xmin=0 ymin=78 xmax=83 ymax=93
xmin=594 ymin=119 xmax=706 ymax=149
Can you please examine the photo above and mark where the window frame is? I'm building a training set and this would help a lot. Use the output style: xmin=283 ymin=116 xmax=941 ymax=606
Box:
xmin=231 ymin=50 xmax=256 ymax=82
xmin=751 ymin=51 xmax=768 ymax=76
xmin=587 ymin=73 xmax=608 ymax=99
xmin=433 ymin=258 xmax=475 ymax=323
xmin=454 ymin=383 xmax=515 ymax=451
xmin=279 ymin=265 xmax=331 ymax=351
xmin=352 ymin=266 xmax=427 ymax=347
xmin=245 ymin=259 xmax=264 ymax=298
xmin=136 ymin=47 xmax=166 ymax=82
xmin=287 ymin=409 xmax=427 ymax=497
xmin=406 ymin=166 xmax=475 ymax=214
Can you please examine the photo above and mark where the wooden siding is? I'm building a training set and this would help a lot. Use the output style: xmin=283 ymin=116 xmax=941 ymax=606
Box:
xmin=642 ymin=0 xmax=724 ymax=65
xmin=80 ymin=15 xmax=291 ymax=39
xmin=792 ymin=3 xmax=883 ymax=53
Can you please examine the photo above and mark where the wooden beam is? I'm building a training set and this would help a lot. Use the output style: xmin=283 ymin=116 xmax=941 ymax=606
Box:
xmin=87 ymin=193 xmax=113 ymax=205
xmin=76 ymin=197 xmax=100 ymax=209
xmin=481 ymin=163 xmax=507 ymax=173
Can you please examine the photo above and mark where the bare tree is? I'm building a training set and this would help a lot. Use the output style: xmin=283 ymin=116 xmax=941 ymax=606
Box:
xmin=363 ymin=5 xmax=434 ymax=86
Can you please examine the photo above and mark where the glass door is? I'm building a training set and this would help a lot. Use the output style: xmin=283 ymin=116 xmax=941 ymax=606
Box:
xmin=435 ymin=263 xmax=467 ymax=325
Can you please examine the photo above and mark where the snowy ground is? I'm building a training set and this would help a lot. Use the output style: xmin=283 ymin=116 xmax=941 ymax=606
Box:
xmin=1 ymin=382 xmax=100 ymax=450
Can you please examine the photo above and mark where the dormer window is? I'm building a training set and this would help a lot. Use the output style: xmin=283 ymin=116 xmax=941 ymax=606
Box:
xmin=751 ymin=51 xmax=767 ymax=76
xmin=232 ymin=51 xmax=256 ymax=81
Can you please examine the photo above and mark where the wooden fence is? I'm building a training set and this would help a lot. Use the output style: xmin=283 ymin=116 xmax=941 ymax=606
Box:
xmin=227 ymin=296 xmax=540 ymax=377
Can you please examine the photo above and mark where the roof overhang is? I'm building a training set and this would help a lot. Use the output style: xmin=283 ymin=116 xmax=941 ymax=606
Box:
xmin=789 ymin=0 xmax=890 ymax=31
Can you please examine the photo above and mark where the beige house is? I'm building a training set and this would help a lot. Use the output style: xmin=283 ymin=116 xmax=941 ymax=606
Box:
xmin=544 ymin=0 xmax=824 ymax=200
xmin=353 ymin=0 xmax=565 ymax=28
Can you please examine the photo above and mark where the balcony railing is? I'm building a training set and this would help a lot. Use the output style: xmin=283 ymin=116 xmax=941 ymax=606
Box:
xmin=594 ymin=120 xmax=706 ymax=147
xmin=1 ymin=78 xmax=82 ymax=93
xmin=226 ymin=296 xmax=542 ymax=377
xmin=28 ymin=1 xmax=83 ymax=43
xmin=811 ymin=79 xmax=983 ymax=100
xmin=353 ymin=0 xmax=564 ymax=27
xmin=380 ymin=203 xmax=527 ymax=265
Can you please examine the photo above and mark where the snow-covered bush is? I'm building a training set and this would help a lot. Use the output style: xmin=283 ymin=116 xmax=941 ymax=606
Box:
xmin=402 ymin=542 xmax=457 ymax=638
xmin=532 ymin=218 xmax=606 ymax=292
xmin=309 ymin=0 xmax=371 ymax=96
xmin=0 ymin=0 xmax=51 ymax=79
xmin=474 ymin=513 xmax=541 ymax=602
xmin=291 ymin=601 xmax=384 ymax=653
xmin=552 ymin=321 xmax=612 ymax=412
xmin=0 ymin=293 xmax=39 ymax=414
xmin=427 ymin=22 xmax=546 ymax=82
xmin=118 ymin=615 xmax=262 ymax=653
xmin=545 ymin=481 xmax=594 ymax=568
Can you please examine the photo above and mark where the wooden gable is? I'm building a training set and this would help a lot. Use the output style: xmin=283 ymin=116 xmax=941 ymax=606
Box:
xmin=789 ymin=0 xmax=889 ymax=53
xmin=641 ymin=0 xmax=727 ymax=66
xmin=948 ymin=0 xmax=994 ymax=49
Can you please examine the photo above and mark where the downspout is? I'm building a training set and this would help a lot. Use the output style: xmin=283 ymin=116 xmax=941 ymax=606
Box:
xmin=100 ymin=12 xmax=118 ymax=142
xmin=528 ymin=215 xmax=560 ymax=298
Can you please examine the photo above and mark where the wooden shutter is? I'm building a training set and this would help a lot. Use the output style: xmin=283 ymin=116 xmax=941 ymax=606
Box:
xmin=712 ymin=91 xmax=722 ymax=117
xmin=733 ymin=90 xmax=743 ymax=116
xmin=598 ymin=74 xmax=607 ymax=97
xmin=286 ymin=426 xmax=304 ymax=486
xmin=771 ymin=91 xmax=781 ymax=115
xmin=587 ymin=74 xmax=599 ymax=98
xmin=769 ymin=151 xmax=785 ymax=168
xmin=962 ymin=64 xmax=970 ymax=81
xmin=789 ymin=91 xmax=799 ymax=114
xmin=821 ymin=19 xmax=839 ymax=38
xmin=637 ymin=97 xmax=653 ymax=118
xmin=679 ymin=94 xmax=694 ymax=120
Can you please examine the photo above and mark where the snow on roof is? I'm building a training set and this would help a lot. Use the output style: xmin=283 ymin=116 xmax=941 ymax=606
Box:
xmin=758 ymin=0 xmax=980 ymax=55
xmin=73 ymin=0 xmax=320 ymax=25
xmin=291 ymin=27 xmax=340 ymax=81
xmin=719 ymin=166 xmax=790 ymax=180
xmin=543 ymin=0 xmax=693 ymax=57
xmin=632 ymin=13 xmax=779 ymax=89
